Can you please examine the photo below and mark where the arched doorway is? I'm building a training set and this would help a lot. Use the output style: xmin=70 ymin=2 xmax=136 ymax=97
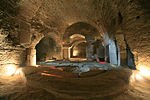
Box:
xmin=35 ymin=37 xmax=57 ymax=62
xmin=70 ymin=42 xmax=87 ymax=59
xmin=62 ymin=22 xmax=102 ymax=61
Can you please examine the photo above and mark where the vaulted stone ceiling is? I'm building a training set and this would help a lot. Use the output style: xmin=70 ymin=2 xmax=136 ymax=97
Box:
xmin=63 ymin=22 xmax=101 ymax=44
xmin=0 ymin=0 xmax=150 ymax=70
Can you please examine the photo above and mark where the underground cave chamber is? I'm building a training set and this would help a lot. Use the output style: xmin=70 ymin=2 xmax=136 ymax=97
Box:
xmin=0 ymin=0 xmax=150 ymax=99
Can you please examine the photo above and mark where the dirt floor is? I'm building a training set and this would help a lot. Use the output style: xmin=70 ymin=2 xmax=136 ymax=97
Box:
xmin=0 ymin=65 xmax=150 ymax=100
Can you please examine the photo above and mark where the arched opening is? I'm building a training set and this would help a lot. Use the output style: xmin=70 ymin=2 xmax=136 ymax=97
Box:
xmin=35 ymin=37 xmax=56 ymax=62
xmin=63 ymin=22 xmax=102 ymax=61
xmin=70 ymin=42 xmax=86 ymax=59
xmin=35 ymin=36 xmax=61 ymax=63
xmin=63 ymin=22 xmax=101 ymax=42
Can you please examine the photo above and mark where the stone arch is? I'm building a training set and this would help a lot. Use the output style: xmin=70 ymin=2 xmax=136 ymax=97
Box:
xmin=35 ymin=37 xmax=58 ymax=62
xmin=70 ymin=40 xmax=87 ymax=58
xmin=71 ymin=40 xmax=86 ymax=48
xmin=63 ymin=22 xmax=102 ymax=44
xmin=26 ymin=32 xmax=63 ymax=66
xmin=62 ymin=22 xmax=112 ymax=61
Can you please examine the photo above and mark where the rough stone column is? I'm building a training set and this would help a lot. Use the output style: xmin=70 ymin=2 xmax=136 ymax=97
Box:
xmin=63 ymin=47 xmax=70 ymax=60
xmin=86 ymin=41 xmax=94 ymax=61
xmin=27 ymin=47 xmax=36 ymax=66
xmin=115 ymin=34 xmax=127 ymax=66
xmin=109 ymin=39 xmax=118 ymax=65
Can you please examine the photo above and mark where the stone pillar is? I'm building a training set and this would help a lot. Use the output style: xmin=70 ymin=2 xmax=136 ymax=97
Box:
xmin=86 ymin=41 xmax=94 ymax=61
xmin=68 ymin=47 xmax=71 ymax=59
xmin=63 ymin=47 xmax=70 ymax=60
xmin=105 ymin=44 xmax=110 ymax=63
xmin=27 ymin=47 xmax=36 ymax=66
xmin=109 ymin=39 xmax=118 ymax=65
xmin=117 ymin=47 xmax=120 ymax=66
xmin=115 ymin=34 xmax=127 ymax=66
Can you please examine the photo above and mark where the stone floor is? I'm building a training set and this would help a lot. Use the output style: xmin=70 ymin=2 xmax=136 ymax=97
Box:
xmin=40 ymin=61 xmax=124 ymax=74
xmin=0 ymin=63 xmax=150 ymax=100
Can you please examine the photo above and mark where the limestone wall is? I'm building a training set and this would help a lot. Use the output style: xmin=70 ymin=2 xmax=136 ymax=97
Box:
xmin=0 ymin=29 xmax=25 ymax=76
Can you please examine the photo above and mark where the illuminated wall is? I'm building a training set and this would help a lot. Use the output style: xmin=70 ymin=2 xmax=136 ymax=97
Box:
xmin=71 ymin=42 xmax=86 ymax=58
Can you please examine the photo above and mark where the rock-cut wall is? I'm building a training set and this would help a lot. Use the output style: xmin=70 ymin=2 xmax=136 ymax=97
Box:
xmin=0 ymin=29 xmax=25 ymax=76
